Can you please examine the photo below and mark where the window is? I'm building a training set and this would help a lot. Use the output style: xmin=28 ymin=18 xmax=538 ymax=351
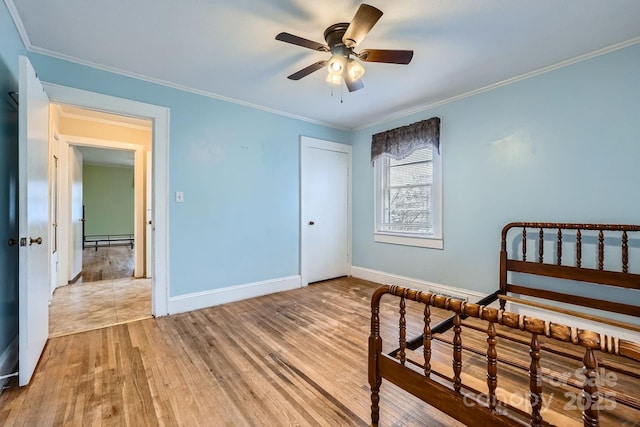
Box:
xmin=372 ymin=117 xmax=442 ymax=249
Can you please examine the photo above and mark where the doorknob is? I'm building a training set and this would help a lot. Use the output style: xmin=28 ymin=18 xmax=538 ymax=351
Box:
xmin=29 ymin=237 xmax=43 ymax=246
xmin=309 ymin=221 xmax=315 ymax=225
xmin=8 ymin=238 xmax=18 ymax=247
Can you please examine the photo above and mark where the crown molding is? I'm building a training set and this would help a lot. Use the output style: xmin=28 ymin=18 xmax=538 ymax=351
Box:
xmin=25 ymin=44 xmax=349 ymax=131
xmin=354 ymin=36 xmax=640 ymax=131
xmin=4 ymin=0 xmax=31 ymax=49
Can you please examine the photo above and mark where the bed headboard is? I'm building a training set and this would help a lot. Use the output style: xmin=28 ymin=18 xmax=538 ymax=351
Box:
xmin=499 ymin=222 xmax=640 ymax=318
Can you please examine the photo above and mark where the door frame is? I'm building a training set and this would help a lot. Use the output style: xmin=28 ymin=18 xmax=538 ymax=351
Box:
xmin=299 ymin=135 xmax=352 ymax=286
xmin=58 ymin=135 xmax=146 ymax=280
xmin=43 ymin=83 xmax=170 ymax=316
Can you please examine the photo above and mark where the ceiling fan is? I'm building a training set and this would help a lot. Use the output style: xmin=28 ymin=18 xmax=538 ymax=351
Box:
xmin=275 ymin=4 xmax=413 ymax=92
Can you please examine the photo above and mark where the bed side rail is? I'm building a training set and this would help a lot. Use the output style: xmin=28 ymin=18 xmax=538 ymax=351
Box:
xmin=369 ymin=284 xmax=640 ymax=427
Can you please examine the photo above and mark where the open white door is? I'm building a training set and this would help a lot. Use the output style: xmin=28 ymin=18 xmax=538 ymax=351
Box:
xmin=18 ymin=56 xmax=50 ymax=386
xmin=300 ymin=137 xmax=351 ymax=285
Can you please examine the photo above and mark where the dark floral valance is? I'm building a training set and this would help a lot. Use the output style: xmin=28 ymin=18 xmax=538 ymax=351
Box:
xmin=371 ymin=117 xmax=440 ymax=164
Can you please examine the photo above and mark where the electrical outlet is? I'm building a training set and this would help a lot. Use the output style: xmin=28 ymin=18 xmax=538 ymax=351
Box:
xmin=175 ymin=191 xmax=184 ymax=203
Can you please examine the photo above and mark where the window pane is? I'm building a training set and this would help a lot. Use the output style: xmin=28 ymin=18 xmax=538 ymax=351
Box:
xmin=379 ymin=147 xmax=434 ymax=235
xmin=382 ymin=184 xmax=432 ymax=234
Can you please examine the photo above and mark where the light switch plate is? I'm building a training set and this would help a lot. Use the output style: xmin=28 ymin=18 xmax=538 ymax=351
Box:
xmin=175 ymin=191 xmax=184 ymax=203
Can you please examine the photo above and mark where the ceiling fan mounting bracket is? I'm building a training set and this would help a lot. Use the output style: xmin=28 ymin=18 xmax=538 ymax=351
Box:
xmin=323 ymin=23 xmax=350 ymax=49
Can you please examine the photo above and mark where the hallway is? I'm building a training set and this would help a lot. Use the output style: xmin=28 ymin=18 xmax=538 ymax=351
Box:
xmin=49 ymin=246 xmax=151 ymax=337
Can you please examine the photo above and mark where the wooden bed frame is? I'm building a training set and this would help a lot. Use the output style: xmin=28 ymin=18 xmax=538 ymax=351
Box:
xmin=369 ymin=222 xmax=640 ymax=426
xmin=83 ymin=233 xmax=134 ymax=251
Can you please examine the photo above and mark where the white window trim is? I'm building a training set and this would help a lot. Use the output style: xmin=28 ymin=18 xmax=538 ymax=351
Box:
xmin=373 ymin=147 xmax=443 ymax=249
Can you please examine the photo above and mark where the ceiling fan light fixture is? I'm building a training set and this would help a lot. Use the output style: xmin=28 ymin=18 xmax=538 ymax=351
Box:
xmin=327 ymin=54 xmax=346 ymax=74
xmin=346 ymin=58 xmax=365 ymax=81
xmin=326 ymin=73 xmax=343 ymax=85
xmin=276 ymin=4 xmax=413 ymax=92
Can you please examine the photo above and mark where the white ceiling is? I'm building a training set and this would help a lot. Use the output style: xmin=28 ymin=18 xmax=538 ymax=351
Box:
xmin=8 ymin=0 xmax=640 ymax=129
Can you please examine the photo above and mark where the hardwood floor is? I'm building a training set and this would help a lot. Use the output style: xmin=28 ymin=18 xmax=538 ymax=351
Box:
xmin=49 ymin=246 xmax=150 ymax=337
xmin=0 ymin=278 xmax=462 ymax=426
xmin=76 ymin=245 xmax=134 ymax=283
xmin=49 ymin=277 xmax=152 ymax=337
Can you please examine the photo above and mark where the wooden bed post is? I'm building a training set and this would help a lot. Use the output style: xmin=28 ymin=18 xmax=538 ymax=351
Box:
xmin=499 ymin=224 xmax=511 ymax=311
xmin=369 ymin=287 xmax=387 ymax=427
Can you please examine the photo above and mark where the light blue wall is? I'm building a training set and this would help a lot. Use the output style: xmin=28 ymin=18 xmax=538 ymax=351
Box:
xmin=26 ymin=53 xmax=349 ymax=297
xmin=0 ymin=1 xmax=26 ymax=375
xmin=352 ymin=43 xmax=640 ymax=295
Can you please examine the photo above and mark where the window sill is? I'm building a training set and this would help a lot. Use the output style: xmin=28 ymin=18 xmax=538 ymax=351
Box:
xmin=374 ymin=233 xmax=443 ymax=249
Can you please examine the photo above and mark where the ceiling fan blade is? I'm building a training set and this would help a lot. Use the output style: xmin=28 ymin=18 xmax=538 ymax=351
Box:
xmin=358 ymin=49 xmax=414 ymax=64
xmin=276 ymin=32 xmax=329 ymax=52
xmin=342 ymin=4 xmax=383 ymax=48
xmin=287 ymin=60 xmax=328 ymax=80
xmin=344 ymin=73 xmax=364 ymax=92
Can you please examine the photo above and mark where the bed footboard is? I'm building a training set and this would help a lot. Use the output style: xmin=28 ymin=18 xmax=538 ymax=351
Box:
xmin=369 ymin=285 xmax=640 ymax=426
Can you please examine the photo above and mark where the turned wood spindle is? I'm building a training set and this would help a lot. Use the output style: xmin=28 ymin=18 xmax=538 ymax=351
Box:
xmin=557 ymin=229 xmax=563 ymax=265
xmin=576 ymin=229 xmax=582 ymax=268
xmin=369 ymin=303 xmax=381 ymax=426
xmin=486 ymin=322 xmax=497 ymax=412
xmin=399 ymin=294 xmax=407 ymax=366
xmin=598 ymin=230 xmax=604 ymax=270
xmin=453 ymin=313 xmax=462 ymax=393
xmin=538 ymin=228 xmax=544 ymax=263
xmin=581 ymin=348 xmax=600 ymax=427
xmin=522 ymin=228 xmax=527 ymax=261
xmin=622 ymin=231 xmax=629 ymax=273
xmin=423 ymin=304 xmax=432 ymax=377
xmin=529 ymin=334 xmax=543 ymax=426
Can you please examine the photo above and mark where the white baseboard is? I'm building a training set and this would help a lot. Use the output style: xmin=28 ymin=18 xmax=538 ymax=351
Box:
xmin=167 ymin=275 xmax=301 ymax=315
xmin=0 ymin=335 xmax=18 ymax=393
xmin=350 ymin=266 xmax=486 ymax=302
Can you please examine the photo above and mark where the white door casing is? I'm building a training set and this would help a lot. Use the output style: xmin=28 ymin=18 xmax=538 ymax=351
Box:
xmin=300 ymin=136 xmax=351 ymax=286
xmin=18 ymin=56 xmax=50 ymax=386
xmin=59 ymin=136 xmax=146 ymax=278
xmin=69 ymin=146 xmax=83 ymax=281
xmin=146 ymin=150 xmax=152 ymax=278
xmin=49 ymin=132 xmax=59 ymax=296
xmin=42 ymin=83 xmax=170 ymax=316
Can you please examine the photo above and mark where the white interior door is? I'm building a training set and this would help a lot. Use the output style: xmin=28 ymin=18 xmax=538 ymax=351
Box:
xmin=300 ymin=136 xmax=351 ymax=285
xmin=18 ymin=55 xmax=50 ymax=386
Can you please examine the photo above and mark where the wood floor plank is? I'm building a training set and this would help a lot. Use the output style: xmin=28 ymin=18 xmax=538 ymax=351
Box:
xmin=1 ymin=277 xmax=463 ymax=426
